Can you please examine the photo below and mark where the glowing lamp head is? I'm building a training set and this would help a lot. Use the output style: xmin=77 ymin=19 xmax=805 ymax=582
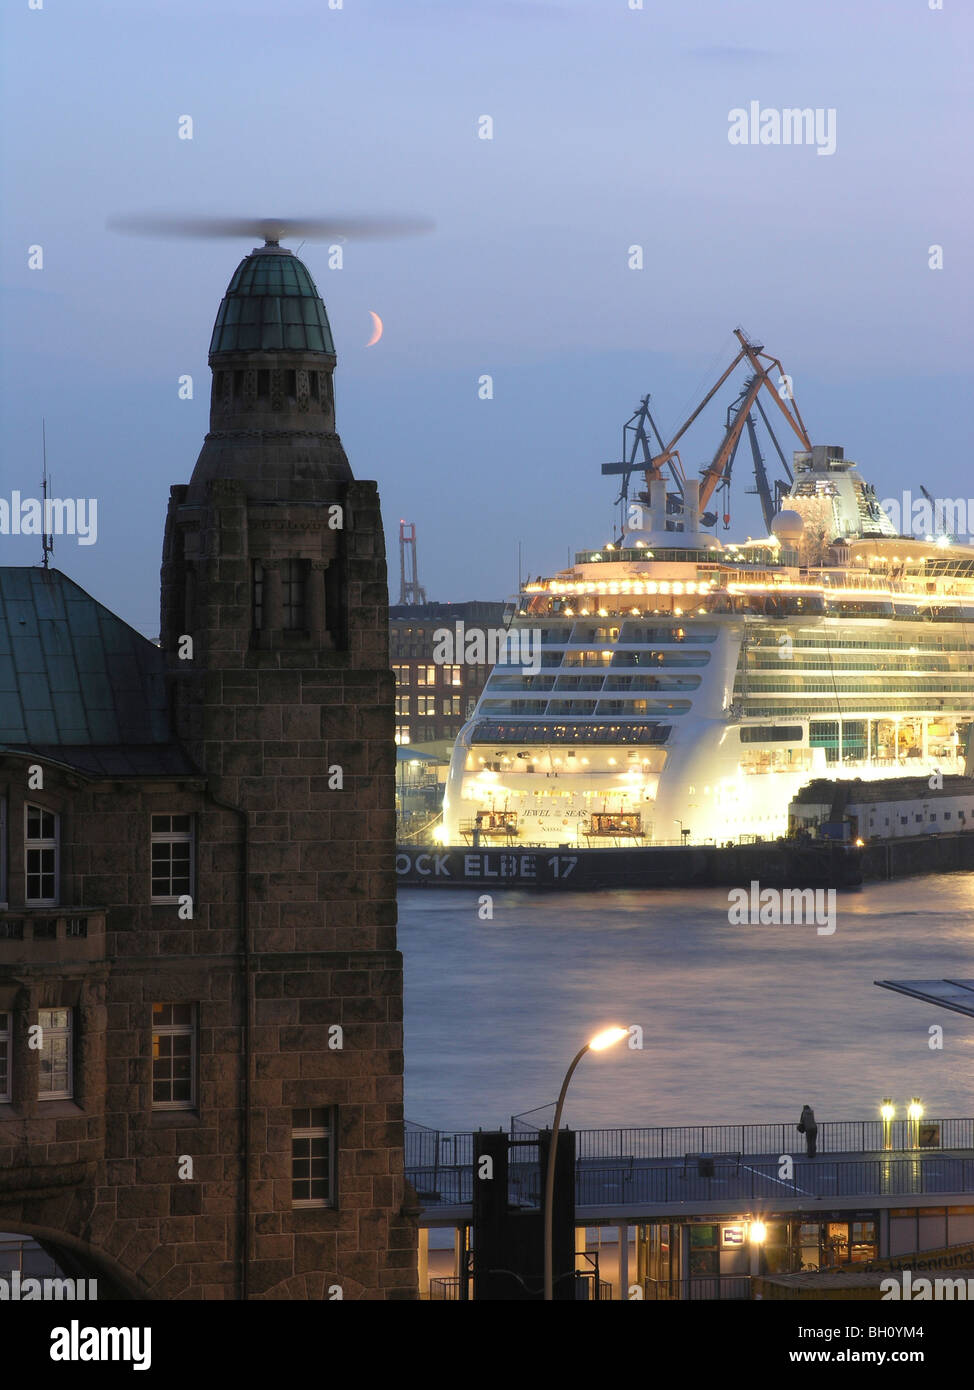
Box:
xmin=908 ymin=1098 xmax=923 ymax=1122
xmin=749 ymin=1221 xmax=767 ymax=1244
xmin=880 ymin=1099 xmax=895 ymax=1123
xmin=587 ymin=1026 xmax=628 ymax=1052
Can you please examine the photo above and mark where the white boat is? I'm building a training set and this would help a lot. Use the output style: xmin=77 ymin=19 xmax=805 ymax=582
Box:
xmin=441 ymin=333 xmax=974 ymax=847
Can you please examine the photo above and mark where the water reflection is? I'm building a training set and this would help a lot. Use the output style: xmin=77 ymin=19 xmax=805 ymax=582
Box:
xmin=398 ymin=875 xmax=974 ymax=1132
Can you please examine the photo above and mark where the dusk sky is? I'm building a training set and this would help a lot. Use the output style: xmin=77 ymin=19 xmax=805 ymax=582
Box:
xmin=1 ymin=0 xmax=970 ymax=637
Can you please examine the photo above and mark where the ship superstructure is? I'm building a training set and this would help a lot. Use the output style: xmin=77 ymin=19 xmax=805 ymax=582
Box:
xmin=442 ymin=332 xmax=974 ymax=847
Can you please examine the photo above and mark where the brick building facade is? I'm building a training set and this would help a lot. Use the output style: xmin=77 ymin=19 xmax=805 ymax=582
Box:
xmin=390 ymin=601 xmax=506 ymax=751
xmin=0 ymin=239 xmax=416 ymax=1299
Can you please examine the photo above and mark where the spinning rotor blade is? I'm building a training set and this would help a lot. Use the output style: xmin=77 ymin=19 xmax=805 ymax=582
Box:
xmin=107 ymin=213 xmax=435 ymax=242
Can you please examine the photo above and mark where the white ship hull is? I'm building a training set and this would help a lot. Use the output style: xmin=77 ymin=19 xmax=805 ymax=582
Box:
xmin=443 ymin=613 xmax=968 ymax=847
xmin=441 ymin=416 xmax=974 ymax=848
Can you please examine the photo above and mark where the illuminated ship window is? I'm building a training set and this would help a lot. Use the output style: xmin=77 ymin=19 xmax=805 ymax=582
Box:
xmin=470 ymin=721 xmax=671 ymax=745
xmin=740 ymin=726 xmax=803 ymax=743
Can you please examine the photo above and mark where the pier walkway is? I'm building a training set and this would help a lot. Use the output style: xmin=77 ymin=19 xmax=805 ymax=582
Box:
xmin=407 ymin=1116 xmax=974 ymax=1222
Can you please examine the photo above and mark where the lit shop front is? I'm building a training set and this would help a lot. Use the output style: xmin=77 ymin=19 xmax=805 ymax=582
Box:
xmin=636 ymin=1214 xmax=880 ymax=1297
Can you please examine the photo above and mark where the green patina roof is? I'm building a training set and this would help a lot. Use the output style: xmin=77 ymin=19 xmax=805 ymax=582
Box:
xmin=0 ymin=568 xmax=193 ymax=774
xmin=209 ymin=245 xmax=335 ymax=355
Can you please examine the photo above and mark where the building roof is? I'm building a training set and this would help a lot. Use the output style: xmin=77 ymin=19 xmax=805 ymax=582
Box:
xmin=209 ymin=243 xmax=335 ymax=356
xmin=389 ymin=601 xmax=508 ymax=624
xmin=0 ymin=568 xmax=195 ymax=776
xmin=396 ymin=746 xmax=447 ymax=764
xmin=792 ymin=776 xmax=974 ymax=806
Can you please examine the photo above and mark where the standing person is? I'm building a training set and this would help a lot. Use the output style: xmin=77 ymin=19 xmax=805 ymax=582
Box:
xmin=797 ymin=1104 xmax=818 ymax=1157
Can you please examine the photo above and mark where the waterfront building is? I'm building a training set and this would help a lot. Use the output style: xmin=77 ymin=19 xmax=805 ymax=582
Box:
xmin=0 ymin=238 xmax=415 ymax=1299
xmin=789 ymin=775 xmax=974 ymax=840
xmin=409 ymin=1113 xmax=974 ymax=1300
xmin=390 ymin=600 xmax=506 ymax=753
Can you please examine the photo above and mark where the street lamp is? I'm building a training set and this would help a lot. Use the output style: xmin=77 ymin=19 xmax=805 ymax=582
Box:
xmin=747 ymin=1218 xmax=768 ymax=1280
xmin=543 ymin=1025 xmax=628 ymax=1301
xmin=907 ymin=1098 xmax=923 ymax=1148
xmin=881 ymin=1099 xmax=895 ymax=1151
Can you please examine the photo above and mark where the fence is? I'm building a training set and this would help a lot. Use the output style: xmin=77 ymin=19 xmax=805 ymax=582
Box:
xmin=644 ymin=1275 xmax=751 ymax=1301
xmin=407 ymin=1153 xmax=974 ymax=1210
xmin=406 ymin=1116 xmax=974 ymax=1173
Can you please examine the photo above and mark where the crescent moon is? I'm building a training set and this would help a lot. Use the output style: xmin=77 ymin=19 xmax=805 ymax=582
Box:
xmin=366 ymin=311 xmax=383 ymax=347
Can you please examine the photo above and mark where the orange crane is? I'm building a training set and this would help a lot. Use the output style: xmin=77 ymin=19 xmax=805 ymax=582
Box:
xmin=645 ymin=328 xmax=812 ymax=511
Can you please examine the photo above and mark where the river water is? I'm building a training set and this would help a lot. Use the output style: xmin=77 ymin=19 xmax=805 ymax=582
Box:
xmin=398 ymin=874 xmax=974 ymax=1134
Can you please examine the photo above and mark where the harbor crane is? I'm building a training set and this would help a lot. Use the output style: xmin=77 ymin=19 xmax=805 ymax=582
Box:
xmin=398 ymin=520 xmax=427 ymax=605
xmin=603 ymin=328 xmax=810 ymax=538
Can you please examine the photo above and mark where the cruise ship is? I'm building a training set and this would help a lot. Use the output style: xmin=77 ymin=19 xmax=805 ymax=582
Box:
xmin=441 ymin=334 xmax=974 ymax=847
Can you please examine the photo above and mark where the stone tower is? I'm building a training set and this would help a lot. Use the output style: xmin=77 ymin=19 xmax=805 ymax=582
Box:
xmin=159 ymin=239 xmax=414 ymax=1298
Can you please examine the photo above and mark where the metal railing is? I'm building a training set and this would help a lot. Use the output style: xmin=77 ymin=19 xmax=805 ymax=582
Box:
xmin=407 ymin=1154 xmax=974 ymax=1211
xmin=644 ymin=1275 xmax=751 ymax=1301
xmin=428 ymin=1276 xmax=462 ymax=1301
xmin=574 ymin=1272 xmax=613 ymax=1301
xmin=406 ymin=1116 xmax=974 ymax=1175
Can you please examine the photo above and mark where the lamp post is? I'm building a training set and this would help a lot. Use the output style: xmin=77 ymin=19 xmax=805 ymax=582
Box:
xmin=748 ymin=1219 xmax=768 ymax=1280
xmin=543 ymin=1025 xmax=628 ymax=1301
xmin=881 ymin=1099 xmax=895 ymax=1151
xmin=907 ymin=1098 xmax=923 ymax=1149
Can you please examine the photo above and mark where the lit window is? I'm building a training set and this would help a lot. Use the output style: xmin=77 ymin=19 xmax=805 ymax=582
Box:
xmin=151 ymin=815 xmax=194 ymax=902
xmin=152 ymin=1003 xmax=197 ymax=1109
xmin=291 ymin=1107 xmax=335 ymax=1206
xmin=445 ymin=665 xmax=462 ymax=687
xmin=395 ymin=696 xmax=410 ymax=716
xmin=415 ymin=665 xmax=436 ymax=687
xmin=25 ymin=804 xmax=58 ymax=905
xmin=0 ymin=1012 xmax=9 ymax=1102
xmin=37 ymin=1008 xmax=72 ymax=1099
xmin=392 ymin=664 xmax=409 ymax=687
xmin=395 ymin=726 xmax=410 ymax=745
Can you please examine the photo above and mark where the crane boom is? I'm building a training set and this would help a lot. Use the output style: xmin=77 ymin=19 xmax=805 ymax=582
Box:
xmin=696 ymin=329 xmax=811 ymax=510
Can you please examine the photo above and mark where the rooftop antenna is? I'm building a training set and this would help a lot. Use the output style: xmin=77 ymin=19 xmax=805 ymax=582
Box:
xmin=41 ymin=419 xmax=54 ymax=569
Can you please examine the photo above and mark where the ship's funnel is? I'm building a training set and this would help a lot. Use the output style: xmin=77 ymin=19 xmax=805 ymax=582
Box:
xmin=683 ymin=480 xmax=700 ymax=534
